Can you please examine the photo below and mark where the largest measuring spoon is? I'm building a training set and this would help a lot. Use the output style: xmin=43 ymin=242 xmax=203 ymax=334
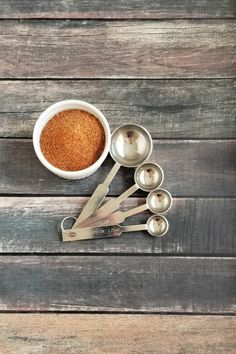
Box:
xmin=72 ymin=124 xmax=153 ymax=228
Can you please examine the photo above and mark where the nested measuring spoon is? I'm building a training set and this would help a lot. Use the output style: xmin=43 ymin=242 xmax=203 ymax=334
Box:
xmin=76 ymin=162 xmax=164 ymax=229
xmin=80 ymin=188 xmax=172 ymax=228
xmin=72 ymin=124 xmax=153 ymax=228
xmin=62 ymin=215 xmax=169 ymax=242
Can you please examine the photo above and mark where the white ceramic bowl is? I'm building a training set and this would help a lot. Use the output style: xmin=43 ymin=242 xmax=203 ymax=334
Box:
xmin=33 ymin=100 xmax=111 ymax=179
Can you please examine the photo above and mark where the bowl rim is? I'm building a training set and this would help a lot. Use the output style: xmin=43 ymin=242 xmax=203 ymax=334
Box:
xmin=33 ymin=100 xmax=111 ymax=178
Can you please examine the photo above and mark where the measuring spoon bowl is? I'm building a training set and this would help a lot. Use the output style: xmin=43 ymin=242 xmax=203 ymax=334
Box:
xmin=110 ymin=124 xmax=153 ymax=167
xmin=134 ymin=162 xmax=164 ymax=192
xmin=147 ymin=215 xmax=169 ymax=237
xmin=147 ymin=188 xmax=172 ymax=214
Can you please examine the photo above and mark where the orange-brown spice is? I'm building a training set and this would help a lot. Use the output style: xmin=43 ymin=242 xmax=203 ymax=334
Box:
xmin=40 ymin=109 xmax=105 ymax=171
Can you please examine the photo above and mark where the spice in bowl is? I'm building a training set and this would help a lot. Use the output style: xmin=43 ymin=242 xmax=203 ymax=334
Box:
xmin=40 ymin=109 xmax=105 ymax=171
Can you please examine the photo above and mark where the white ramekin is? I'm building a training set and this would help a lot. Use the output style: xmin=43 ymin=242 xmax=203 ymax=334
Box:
xmin=33 ymin=100 xmax=111 ymax=179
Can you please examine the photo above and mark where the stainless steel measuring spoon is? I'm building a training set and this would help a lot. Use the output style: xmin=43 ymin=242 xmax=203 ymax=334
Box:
xmin=62 ymin=215 xmax=169 ymax=242
xmin=81 ymin=189 xmax=172 ymax=228
xmin=72 ymin=124 xmax=153 ymax=228
xmin=77 ymin=162 xmax=164 ymax=228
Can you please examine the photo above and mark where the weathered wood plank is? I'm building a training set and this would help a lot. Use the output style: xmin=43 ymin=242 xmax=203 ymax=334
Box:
xmin=0 ymin=315 xmax=235 ymax=354
xmin=0 ymin=20 xmax=235 ymax=78
xmin=0 ymin=256 xmax=235 ymax=312
xmin=0 ymin=139 xmax=235 ymax=197
xmin=0 ymin=197 xmax=235 ymax=255
xmin=0 ymin=0 xmax=235 ymax=19
xmin=0 ymin=79 xmax=235 ymax=138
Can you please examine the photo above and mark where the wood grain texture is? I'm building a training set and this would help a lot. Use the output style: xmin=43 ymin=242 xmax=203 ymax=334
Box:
xmin=0 ymin=315 xmax=235 ymax=354
xmin=0 ymin=0 xmax=235 ymax=19
xmin=0 ymin=79 xmax=235 ymax=138
xmin=0 ymin=256 xmax=235 ymax=312
xmin=0 ymin=20 xmax=235 ymax=78
xmin=0 ymin=197 xmax=235 ymax=255
xmin=0 ymin=139 xmax=235 ymax=197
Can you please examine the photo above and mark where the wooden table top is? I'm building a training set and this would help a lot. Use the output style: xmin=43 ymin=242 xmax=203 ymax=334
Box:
xmin=0 ymin=1 xmax=235 ymax=353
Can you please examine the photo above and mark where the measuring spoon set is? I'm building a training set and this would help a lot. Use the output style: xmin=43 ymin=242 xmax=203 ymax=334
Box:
xmin=61 ymin=124 xmax=172 ymax=242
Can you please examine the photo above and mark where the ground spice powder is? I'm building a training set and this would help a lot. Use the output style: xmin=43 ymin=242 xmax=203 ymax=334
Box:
xmin=40 ymin=109 xmax=105 ymax=171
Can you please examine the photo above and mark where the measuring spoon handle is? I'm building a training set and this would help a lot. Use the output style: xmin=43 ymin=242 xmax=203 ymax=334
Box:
xmin=62 ymin=223 xmax=147 ymax=242
xmin=121 ymin=224 xmax=147 ymax=233
xmin=72 ymin=183 xmax=108 ymax=227
xmin=62 ymin=224 xmax=122 ymax=242
xmin=84 ymin=204 xmax=148 ymax=228
xmin=78 ymin=184 xmax=138 ymax=228
xmin=72 ymin=162 xmax=120 ymax=228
